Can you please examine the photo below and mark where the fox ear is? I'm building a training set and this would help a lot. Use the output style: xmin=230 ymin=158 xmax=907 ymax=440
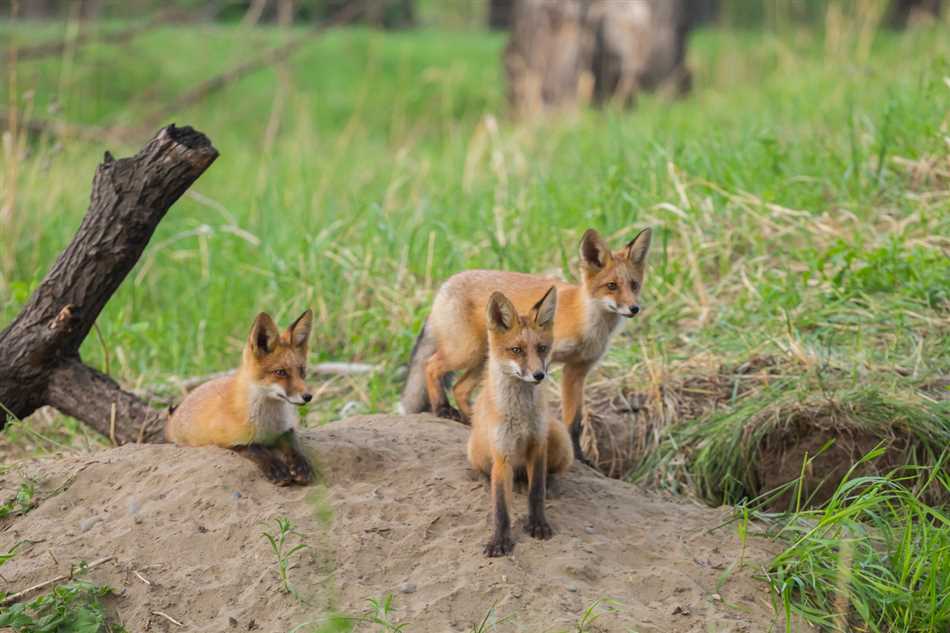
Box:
xmin=286 ymin=309 xmax=313 ymax=349
xmin=531 ymin=286 xmax=557 ymax=328
xmin=249 ymin=312 xmax=280 ymax=356
xmin=625 ymin=227 xmax=652 ymax=265
xmin=487 ymin=292 xmax=517 ymax=332
xmin=579 ymin=229 xmax=611 ymax=271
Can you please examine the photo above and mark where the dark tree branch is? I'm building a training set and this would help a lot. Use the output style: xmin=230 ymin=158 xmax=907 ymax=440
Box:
xmin=0 ymin=124 xmax=218 ymax=443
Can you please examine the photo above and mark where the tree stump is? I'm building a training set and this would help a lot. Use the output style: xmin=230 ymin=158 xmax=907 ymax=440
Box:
xmin=504 ymin=0 xmax=692 ymax=116
xmin=0 ymin=124 xmax=218 ymax=444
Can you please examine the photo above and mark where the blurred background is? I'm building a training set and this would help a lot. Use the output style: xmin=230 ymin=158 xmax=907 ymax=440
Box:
xmin=1 ymin=2 xmax=949 ymax=626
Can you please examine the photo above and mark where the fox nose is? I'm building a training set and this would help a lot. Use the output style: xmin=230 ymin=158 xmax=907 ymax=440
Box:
xmin=302 ymin=393 xmax=313 ymax=403
xmin=629 ymin=305 xmax=640 ymax=315
xmin=532 ymin=371 xmax=546 ymax=382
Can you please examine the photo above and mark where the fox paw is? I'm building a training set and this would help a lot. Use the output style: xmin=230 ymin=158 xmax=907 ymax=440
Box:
xmin=483 ymin=534 xmax=514 ymax=558
xmin=435 ymin=404 xmax=466 ymax=424
xmin=288 ymin=454 xmax=313 ymax=485
xmin=525 ymin=517 xmax=553 ymax=540
xmin=263 ymin=459 xmax=293 ymax=486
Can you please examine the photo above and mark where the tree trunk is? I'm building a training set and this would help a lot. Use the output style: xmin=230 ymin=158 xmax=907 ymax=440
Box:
xmin=888 ymin=0 xmax=943 ymax=26
xmin=488 ymin=0 xmax=514 ymax=30
xmin=505 ymin=0 xmax=692 ymax=116
xmin=0 ymin=124 xmax=218 ymax=444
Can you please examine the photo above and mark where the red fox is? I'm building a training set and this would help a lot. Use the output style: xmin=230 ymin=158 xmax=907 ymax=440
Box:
xmin=402 ymin=227 xmax=651 ymax=463
xmin=166 ymin=310 xmax=315 ymax=485
xmin=467 ymin=287 xmax=573 ymax=556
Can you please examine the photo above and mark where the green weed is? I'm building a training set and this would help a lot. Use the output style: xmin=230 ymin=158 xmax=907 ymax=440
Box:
xmin=0 ymin=563 xmax=123 ymax=633
xmin=262 ymin=516 xmax=311 ymax=598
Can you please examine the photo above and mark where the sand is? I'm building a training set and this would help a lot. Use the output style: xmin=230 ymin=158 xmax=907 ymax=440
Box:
xmin=0 ymin=414 xmax=796 ymax=632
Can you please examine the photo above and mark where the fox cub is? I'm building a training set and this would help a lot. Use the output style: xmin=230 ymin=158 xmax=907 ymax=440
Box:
xmin=166 ymin=310 xmax=315 ymax=486
xmin=403 ymin=227 xmax=652 ymax=462
xmin=467 ymin=287 xmax=573 ymax=557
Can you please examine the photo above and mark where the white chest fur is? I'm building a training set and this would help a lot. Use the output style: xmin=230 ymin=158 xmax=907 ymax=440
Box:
xmin=491 ymin=369 xmax=548 ymax=467
xmin=552 ymin=300 xmax=622 ymax=365
xmin=248 ymin=387 xmax=298 ymax=444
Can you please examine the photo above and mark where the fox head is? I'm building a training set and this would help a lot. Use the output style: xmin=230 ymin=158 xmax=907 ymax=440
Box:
xmin=242 ymin=310 xmax=314 ymax=406
xmin=578 ymin=227 xmax=652 ymax=319
xmin=487 ymin=287 xmax=557 ymax=385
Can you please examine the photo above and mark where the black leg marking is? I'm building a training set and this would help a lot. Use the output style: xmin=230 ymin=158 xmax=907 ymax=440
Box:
xmin=233 ymin=444 xmax=292 ymax=485
xmin=435 ymin=403 xmax=466 ymax=424
xmin=275 ymin=430 xmax=313 ymax=485
xmin=484 ymin=476 xmax=513 ymax=557
xmin=525 ymin=451 xmax=552 ymax=540
xmin=570 ymin=412 xmax=593 ymax=466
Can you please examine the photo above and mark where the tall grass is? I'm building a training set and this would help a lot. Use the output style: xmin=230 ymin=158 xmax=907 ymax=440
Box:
xmin=758 ymin=450 xmax=950 ymax=632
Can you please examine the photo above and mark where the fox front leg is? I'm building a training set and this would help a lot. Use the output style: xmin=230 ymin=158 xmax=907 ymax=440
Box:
xmin=524 ymin=445 xmax=553 ymax=539
xmin=561 ymin=362 xmax=594 ymax=466
xmin=232 ymin=443 xmax=293 ymax=486
xmin=274 ymin=429 xmax=313 ymax=485
xmin=484 ymin=456 xmax=514 ymax=557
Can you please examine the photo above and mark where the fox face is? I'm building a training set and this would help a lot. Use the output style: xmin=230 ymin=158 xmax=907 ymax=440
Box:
xmin=243 ymin=310 xmax=314 ymax=405
xmin=579 ymin=227 xmax=652 ymax=318
xmin=487 ymin=287 xmax=557 ymax=384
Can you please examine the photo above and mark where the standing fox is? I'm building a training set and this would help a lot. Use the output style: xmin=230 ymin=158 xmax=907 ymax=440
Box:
xmin=467 ymin=287 xmax=573 ymax=557
xmin=402 ymin=227 xmax=652 ymax=462
xmin=166 ymin=310 xmax=315 ymax=486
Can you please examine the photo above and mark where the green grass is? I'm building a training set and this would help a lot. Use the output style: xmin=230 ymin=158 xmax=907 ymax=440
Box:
xmin=758 ymin=450 xmax=950 ymax=633
xmin=1 ymin=11 xmax=948 ymax=632
xmin=0 ymin=568 xmax=124 ymax=633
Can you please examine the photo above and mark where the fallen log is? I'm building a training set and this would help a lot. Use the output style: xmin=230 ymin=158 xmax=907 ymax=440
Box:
xmin=0 ymin=124 xmax=218 ymax=444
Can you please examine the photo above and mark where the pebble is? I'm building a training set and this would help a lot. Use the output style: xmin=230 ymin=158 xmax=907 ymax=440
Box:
xmin=399 ymin=582 xmax=417 ymax=594
xmin=79 ymin=517 xmax=99 ymax=532
xmin=567 ymin=585 xmax=578 ymax=593
xmin=584 ymin=526 xmax=595 ymax=534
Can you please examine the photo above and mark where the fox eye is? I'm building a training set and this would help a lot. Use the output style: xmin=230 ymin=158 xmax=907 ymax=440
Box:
xmin=537 ymin=344 xmax=548 ymax=354
xmin=630 ymin=280 xmax=640 ymax=291
xmin=273 ymin=368 xmax=288 ymax=378
xmin=510 ymin=346 xmax=523 ymax=355
xmin=606 ymin=282 xmax=619 ymax=291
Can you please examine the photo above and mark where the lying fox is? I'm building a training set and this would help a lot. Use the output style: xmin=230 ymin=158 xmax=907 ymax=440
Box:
xmin=166 ymin=310 xmax=315 ymax=486
xmin=467 ymin=287 xmax=573 ymax=556
xmin=402 ymin=227 xmax=652 ymax=462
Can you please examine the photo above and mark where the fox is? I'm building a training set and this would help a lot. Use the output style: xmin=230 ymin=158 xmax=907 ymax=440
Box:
xmin=165 ymin=310 xmax=315 ymax=486
xmin=468 ymin=287 xmax=573 ymax=557
xmin=402 ymin=227 xmax=652 ymax=463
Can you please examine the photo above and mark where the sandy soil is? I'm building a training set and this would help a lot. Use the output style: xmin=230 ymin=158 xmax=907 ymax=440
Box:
xmin=0 ymin=414 xmax=795 ymax=632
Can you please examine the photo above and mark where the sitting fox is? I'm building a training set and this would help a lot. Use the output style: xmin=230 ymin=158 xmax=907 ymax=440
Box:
xmin=166 ymin=310 xmax=315 ymax=486
xmin=468 ymin=287 xmax=573 ymax=557
xmin=402 ymin=227 xmax=651 ymax=463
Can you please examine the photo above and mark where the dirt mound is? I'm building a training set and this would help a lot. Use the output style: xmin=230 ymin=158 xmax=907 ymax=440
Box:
xmin=0 ymin=415 xmax=787 ymax=632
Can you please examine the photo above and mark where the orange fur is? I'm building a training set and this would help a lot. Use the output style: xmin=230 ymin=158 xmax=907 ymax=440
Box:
xmin=407 ymin=228 xmax=652 ymax=462
xmin=166 ymin=310 xmax=314 ymax=448
xmin=467 ymin=288 xmax=573 ymax=557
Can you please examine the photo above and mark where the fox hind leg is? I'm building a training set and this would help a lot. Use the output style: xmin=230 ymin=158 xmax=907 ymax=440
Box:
xmin=425 ymin=351 xmax=465 ymax=422
xmin=452 ymin=361 xmax=484 ymax=424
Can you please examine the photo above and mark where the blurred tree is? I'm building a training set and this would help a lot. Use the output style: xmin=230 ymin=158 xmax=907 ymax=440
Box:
xmin=488 ymin=0 xmax=513 ymax=30
xmin=505 ymin=0 xmax=692 ymax=117
xmin=888 ymin=0 xmax=943 ymax=26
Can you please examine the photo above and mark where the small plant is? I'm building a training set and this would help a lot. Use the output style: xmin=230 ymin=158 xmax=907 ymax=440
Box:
xmin=0 ymin=481 xmax=36 ymax=520
xmin=574 ymin=599 xmax=620 ymax=633
xmin=361 ymin=595 xmax=407 ymax=632
xmin=262 ymin=517 xmax=311 ymax=598
xmin=0 ymin=562 xmax=124 ymax=633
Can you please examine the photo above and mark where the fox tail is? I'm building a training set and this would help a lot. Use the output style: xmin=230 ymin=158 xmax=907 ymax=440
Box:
xmin=399 ymin=317 xmax=435 ymax=415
